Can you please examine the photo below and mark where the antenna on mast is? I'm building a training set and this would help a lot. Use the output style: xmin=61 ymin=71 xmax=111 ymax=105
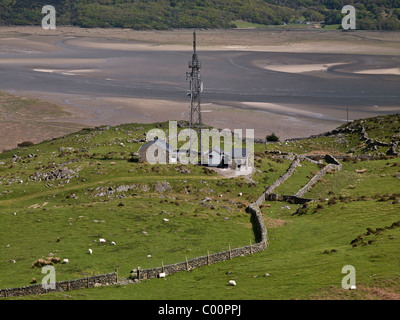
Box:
xmin=186 ymin=30 xmax=203 ymax=158
xmin=193 ymin=30 xmax=196 ymax=54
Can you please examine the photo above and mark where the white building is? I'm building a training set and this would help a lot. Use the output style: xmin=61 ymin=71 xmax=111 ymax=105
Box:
xmin=138 ymin=137 xmax=177 ymax=164
xmin=203 ymin=146 xmax=228 ymax=167
xmin=203 ymin=147 xmax=251 ymax=170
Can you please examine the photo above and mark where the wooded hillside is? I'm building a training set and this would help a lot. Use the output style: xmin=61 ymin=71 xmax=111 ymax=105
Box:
xmin=0 ymin=0 xmax=399 ymax=30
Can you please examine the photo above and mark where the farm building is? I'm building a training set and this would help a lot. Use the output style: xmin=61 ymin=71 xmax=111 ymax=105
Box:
xmin=138 ymin=137 xmax=177 ymax=164
xmin=230 ymin=148 xmax=251 ymax=171
xmin=203 ymin=146 xmax=229 ymax=167
xmin=202 ymin=147 xmax=251 ymax=170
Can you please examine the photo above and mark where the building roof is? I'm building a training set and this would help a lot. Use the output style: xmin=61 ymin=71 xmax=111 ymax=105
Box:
xmin=203 ymin=146 xmax=225 ymax=155
xmin=177 ymin=148 xmax=199 ymax=155
xmin=203 ymin=146 xmax=250 ymax=159
xmin=139 ymin=137 xmax=174 ymax=153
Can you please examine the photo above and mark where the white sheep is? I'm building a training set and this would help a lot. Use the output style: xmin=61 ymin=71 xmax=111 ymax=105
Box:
xmin=238 ymin=193 xmax=242 ymax=197
xmin=111 ymin=241 xmax=116 ymax=246
xmin=88 ymin=249 xmax=93 ymax=255
xmin=99 ymin=238 xmax=106 ymax=243
xmin=229 ymin=280 xmax=236 ymax=286
xmin=163 ymin=218 xmax=169 ymax=222
xmin=62 ymin=259 xmax=69 ymax=264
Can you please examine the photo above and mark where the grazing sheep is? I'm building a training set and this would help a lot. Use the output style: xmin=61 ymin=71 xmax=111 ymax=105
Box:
xmin=238 ymin=193 xmax=242 ymax=197
xmin=99 ymin=238 xmax=106 ymax=243
xmin=229 ymin=280 xmax=236 ymax=286
xmin=51 ymin=257 xmax=61 ymax=264
xmin=163 ymin=218 xmax=169 ymax=222
xmin=111 ymin=241 xmax=116 ymax=246
xmin=62 ymin=259 xmax=69 ymax=264
xmin=32 ymin=258 xmax=45 ymax=268
xmin=32 ymin=257 xmax=61 ymax=268
xmin=88 ymin=249 xmax=93 ymax=255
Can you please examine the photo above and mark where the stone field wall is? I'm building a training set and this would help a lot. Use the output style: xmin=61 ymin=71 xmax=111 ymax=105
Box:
xmin=1 ymin=154 xmax=340 ymax=297
xmin=0 ymin=272 xmax=118 ymax=298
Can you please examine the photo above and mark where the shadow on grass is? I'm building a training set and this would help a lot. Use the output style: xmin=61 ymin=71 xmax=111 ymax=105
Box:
xmin=250 ymin=211 xmax=262 ymax=243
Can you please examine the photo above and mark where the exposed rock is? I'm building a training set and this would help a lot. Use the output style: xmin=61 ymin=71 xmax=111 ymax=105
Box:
xmin=154 ymin=181 xmax=172 ymax=193
xmin=93 ymin=184 xmax=137 ymax=197
xmin=33 ymin=166 xmax=79 ymax=182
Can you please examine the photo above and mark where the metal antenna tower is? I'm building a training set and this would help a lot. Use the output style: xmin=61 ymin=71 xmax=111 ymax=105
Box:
xmin=186 ymin=31 xmax=203 ymax=155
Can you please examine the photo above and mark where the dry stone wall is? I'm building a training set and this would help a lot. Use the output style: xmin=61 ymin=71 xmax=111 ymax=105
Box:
xmin=0 ymin=272 xmax=117 ymax=298
xmin=295 ymin=163 xmax=341 ymax=198
xmin=263 ymin=154 xmax=342 ymax=203
xmin=135 ymin=202 xmax=268 ymax=280
xmin=132 ymin=159 xmax=304 ymax=281
xmin=1 ymin=157 xmax=304 ymax=296
xmin=134 ymin=157 xmax=302 ymax=280
xmin=284 ymin=124 xmax=399 ymax=156
xmin=254 ymin=157 xmax=301 ymax=207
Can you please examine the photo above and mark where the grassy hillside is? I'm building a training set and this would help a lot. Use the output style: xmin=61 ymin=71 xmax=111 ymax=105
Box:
xmin=0 ymin=110 xmax=399 ymax=299
xmin=270 ymin=114 xmax=400 ymax=156
xmin=1 ymin=0 xmax=399 ymax=30
xmin=0 ymin=120 xmax=267 ymax=289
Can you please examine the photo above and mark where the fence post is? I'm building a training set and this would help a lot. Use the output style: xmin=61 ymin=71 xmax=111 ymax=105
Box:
xmin=229 ymin=244 xmax=232 ymax=260
xmin=207 ymin=250 xmax=210 ymax=265
xmin=186 ymin=256 xmax=189 ymax=271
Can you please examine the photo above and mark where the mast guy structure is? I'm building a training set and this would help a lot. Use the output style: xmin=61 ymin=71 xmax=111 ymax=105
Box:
xmin=187 ymin=31 xmax=203 ymax=154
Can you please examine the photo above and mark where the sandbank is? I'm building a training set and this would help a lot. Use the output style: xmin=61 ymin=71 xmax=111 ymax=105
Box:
xmin=354 ymin=68 xmax=400 ymax=75
xmin=260 ymin=63 xmax=348 ymax=73
xmin=1 ymin=27 xmax=399 ymax=55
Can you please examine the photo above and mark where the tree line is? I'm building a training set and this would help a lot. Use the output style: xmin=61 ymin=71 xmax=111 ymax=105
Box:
xmin=0 ymin=0 xmax=399 ymax=30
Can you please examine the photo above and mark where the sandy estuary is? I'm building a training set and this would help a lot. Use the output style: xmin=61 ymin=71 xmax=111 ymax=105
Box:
xmin=0 ymin=27 xmax=399 ymax=150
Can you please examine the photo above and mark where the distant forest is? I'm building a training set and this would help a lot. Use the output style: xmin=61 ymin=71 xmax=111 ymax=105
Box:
xmin=1 ymin=0 xmax=399 ymax=30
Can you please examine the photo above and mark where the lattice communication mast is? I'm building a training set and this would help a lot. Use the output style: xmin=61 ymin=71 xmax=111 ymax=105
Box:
xmin=186 ymin=31 xmax=203 ymax=153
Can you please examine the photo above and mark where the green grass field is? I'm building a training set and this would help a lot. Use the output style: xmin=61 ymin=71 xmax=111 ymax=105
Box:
xmin=231 ymin=20 xmax=322 ymax=30
xmin=1 ymin=110 xmax=399 ymax=300
xmin=0 ymin=121 xmax=267 ymax=290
